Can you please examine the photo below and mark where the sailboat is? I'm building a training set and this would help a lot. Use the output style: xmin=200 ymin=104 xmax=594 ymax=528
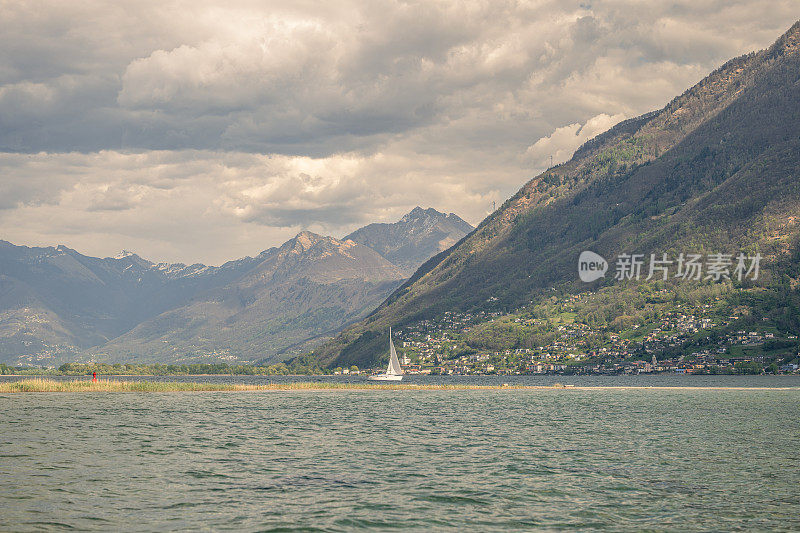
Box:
xmin=368 ymin=327 xmax=404 ymax=381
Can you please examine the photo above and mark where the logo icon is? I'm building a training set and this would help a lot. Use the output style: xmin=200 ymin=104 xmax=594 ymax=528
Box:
xmin=578 ymin=251 xmax=607 ymax=282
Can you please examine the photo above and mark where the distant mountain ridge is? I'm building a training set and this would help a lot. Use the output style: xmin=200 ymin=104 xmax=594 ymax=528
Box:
xmin=92 ymin=231 xmax=405 ymax=364
xmin=345 ymin=207 xmax=474 ymax=275
xmin=0 ymin=207 xmax=472 ymax=365
xmin=310 ymin=21 xmax=800 ymax=369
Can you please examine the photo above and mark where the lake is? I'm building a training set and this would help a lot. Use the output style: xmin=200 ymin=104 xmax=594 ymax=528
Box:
xmin=1 ymin=379 xmax=799 ymax=531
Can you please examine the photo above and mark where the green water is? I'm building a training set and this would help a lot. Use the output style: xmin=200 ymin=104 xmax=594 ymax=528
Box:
xmin=1 ymin=389 xmax=799 ymax=531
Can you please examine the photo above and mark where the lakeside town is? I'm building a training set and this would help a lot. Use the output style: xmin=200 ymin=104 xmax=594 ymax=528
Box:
xmin=344 ymin=290 xmax=800 ymax=376
xmin=5 ymin=286 xmax=799 ymax=378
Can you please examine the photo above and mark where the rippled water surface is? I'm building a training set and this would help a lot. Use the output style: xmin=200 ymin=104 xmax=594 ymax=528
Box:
xmin=2 ymin=387 xmax=799 ymax=531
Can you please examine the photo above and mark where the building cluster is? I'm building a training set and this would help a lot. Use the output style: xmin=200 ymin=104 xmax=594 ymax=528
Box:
xmin=387 ymin=296 xmax=800 ymax=375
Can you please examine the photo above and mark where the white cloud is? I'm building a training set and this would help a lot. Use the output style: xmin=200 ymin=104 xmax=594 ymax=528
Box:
xmin=0 ymin=149 xmax=502 ymax=264
xmin=525 ymin=113 xmax=627 ymax=167
xmin=0 ymin=0 xmax=796 ymax=262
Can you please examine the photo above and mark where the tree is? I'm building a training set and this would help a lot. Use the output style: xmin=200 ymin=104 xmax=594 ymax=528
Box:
xmin=734 ymin=361 xmax=762 ymax=374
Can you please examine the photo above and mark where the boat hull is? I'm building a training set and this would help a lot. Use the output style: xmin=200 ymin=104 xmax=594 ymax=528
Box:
xmin=367 ymin=374 xmax=403 ymax=381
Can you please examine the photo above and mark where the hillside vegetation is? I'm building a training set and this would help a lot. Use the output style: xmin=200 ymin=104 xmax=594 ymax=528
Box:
xmin=312 ymin=22 xmax=800 ymax=369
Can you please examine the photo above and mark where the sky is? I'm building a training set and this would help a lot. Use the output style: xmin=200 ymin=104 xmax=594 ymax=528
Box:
xmin=0 ymin=1 xmax=797 ymax=265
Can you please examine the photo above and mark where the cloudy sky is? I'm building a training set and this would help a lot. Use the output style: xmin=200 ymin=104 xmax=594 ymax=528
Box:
xmin=1 ymin=1 xmax=796 ymax=264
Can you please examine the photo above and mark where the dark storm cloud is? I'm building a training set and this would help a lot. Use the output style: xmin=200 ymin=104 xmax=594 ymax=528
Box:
xmin=3 ymin=0 xmax=789 ymax=155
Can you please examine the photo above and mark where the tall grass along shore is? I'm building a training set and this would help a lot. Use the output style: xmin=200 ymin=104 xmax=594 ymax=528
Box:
xmin=1 ymin=379 xmax=797 ymax=393
xmin=0 ymin=378 xmax=540 ymax=393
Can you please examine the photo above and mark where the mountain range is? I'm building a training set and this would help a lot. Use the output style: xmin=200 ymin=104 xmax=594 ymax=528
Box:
xmin=0 ymin=208 xmax=472 ymax=365
xmin=311 ymin=21 xmax=800 ymax=369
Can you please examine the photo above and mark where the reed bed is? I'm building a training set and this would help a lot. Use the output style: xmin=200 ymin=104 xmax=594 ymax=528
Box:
xmin=0 ymin=378 xmax=550 ymax=393
xmin=4 ymin=379 xmax=790 ymax=393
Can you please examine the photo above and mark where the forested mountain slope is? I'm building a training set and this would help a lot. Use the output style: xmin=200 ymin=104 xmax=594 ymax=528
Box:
xmin=312 ymin=21 xmax=800 ymax=369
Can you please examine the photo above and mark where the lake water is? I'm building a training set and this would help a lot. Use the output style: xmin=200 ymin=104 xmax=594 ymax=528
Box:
xmin=2 ymin=380 xmax=799 ymax=531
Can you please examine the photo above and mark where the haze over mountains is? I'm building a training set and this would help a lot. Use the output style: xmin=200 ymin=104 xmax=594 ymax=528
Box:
xmin=0 ymin=208 xmax=472 ymax=365
xmin=313 ymin=21 xmax=800 ymax=369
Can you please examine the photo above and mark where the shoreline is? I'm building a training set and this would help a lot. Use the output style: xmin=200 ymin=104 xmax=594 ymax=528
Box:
xmin=1 ymin=378 xmax=798 ymax=393
xmin=3 ymin=372 xmax=797 ymax=377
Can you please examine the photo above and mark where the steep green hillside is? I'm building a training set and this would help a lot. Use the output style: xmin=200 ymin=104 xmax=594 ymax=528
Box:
xmin=312 ymin=21 xmax=800 ymax=369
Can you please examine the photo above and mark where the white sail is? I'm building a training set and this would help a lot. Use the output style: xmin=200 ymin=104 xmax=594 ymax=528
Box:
xmin=386 ymin=327 xmax=403 ymax=376
xmin=368 ymin=327 xmax=404 ymax=380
